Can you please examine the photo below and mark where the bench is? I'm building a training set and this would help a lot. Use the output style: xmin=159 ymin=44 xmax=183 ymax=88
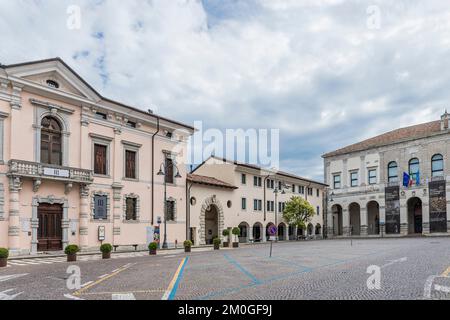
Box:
xmin=113 ymin=244 xmax=139 ymax=252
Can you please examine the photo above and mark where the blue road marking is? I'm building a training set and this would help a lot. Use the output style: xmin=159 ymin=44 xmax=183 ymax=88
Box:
xmin=168 ymin=257 xmax=188 ymax=300
xmin=223 ymin=253 xmax=261 ymax=285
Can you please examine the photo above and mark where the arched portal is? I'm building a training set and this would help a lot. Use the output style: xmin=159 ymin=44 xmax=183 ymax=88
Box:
xmin=315 ymin=224 xmax=322 ymax=236
xmin=253 ymin=222 xmax=263 ymax=242
xmin=204 ymin=205 xmax=218 ymax=245
xmin=407 ymin=197 xmax=423 ymax=234
xmin=288 ymin=225 xmax=295 ymax=240
xmin=307 ymin=223 xmax=314 ymax=236
xmin=199 ymin=196 xmax=225 ymax=245
xmin=349 ymin=203 xmax=361 ymax=235
xmin=238 ymin=222 xmax=250 ymax=243
xmin=278 ymin=223 xmax=286 ymax=240
xmin=266 ymin=222 xmax=275 ymax=241
xmin=331 ymin=204 xmax=343 ymax=236
xmin=367 ymin=201 xmax=380 ymax=235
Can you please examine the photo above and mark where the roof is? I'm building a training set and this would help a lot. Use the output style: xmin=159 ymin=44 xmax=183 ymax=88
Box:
xmin=187 ymin=174 xmax=238 ymax=189
xmin=193 ymin=156 xmax=327 ymax=187
xmin=1 ymin=57 xmax=195 ymax=131
xmin=323 ymin=120 xmax=443 ymax=158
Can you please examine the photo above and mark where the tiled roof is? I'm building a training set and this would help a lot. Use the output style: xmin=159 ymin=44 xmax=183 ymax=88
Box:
xmin=323 ymin=120 xmax=443 ymax=158
xmin=187 ymin=174 xmax=238 ymax=189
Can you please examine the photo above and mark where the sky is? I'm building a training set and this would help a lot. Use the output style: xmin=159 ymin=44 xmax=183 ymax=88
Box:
xmin=1 ymin=0 xmax=450 ymax=181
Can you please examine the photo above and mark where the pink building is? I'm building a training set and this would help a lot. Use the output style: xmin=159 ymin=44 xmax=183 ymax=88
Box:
xmin=0 ymin=58 xmax=194 ymax=256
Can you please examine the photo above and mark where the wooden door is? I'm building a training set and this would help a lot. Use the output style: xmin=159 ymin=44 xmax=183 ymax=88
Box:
xmin=38 ymin=204 xmax=63 ymax=251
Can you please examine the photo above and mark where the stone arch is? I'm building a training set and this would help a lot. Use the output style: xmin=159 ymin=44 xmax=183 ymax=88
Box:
xmin=238 ymin=222 xmax=250 ymax=243
xmin=349 ymin=202 xmax=361 ymax=235
xmin=331 ymin=204 xmax=343 ymax=236
xmin=367 ymin=200 xmax=380 ymax=235
xmin=278 ymin=222 xmax=287 ymax=240
xmin=199 ymin=195 xmax=225 ymax=245
xmin=407 ymin=197 xmax=422 ymax=234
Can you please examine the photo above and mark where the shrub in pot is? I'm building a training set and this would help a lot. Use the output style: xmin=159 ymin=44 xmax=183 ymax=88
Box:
xmin=222 ymin=229 xmax=230 ymax=247
xmin=65 ymin=245 xmax=80 ymax=262
xmin=0 ymin=248 xmax=9 ymax=268
xmin=213 ymin=237 xmax=221 ymax=250
xmin=184 ymin=240 xmax=192 ymax=253
xmin=100 ymin=243 xmax=113 ymax=259
xmin=148 ymin=242 xmax=158 ymax=255
xmin=232 ymin=227 xmax=241 ymax=248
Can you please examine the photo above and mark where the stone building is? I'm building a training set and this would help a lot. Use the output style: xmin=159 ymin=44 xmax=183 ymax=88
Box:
xmin=0 ymin=58 xmax=194 ymax=255
xmin=323 ymin=113 xmax=450 ymax=237
xmin=187 ymin=157 xmax=327 ymax=245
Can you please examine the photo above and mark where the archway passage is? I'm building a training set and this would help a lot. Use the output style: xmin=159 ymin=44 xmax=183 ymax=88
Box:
xmin=315 ymin=224 xmax=322 ymax=236
xmin=266 ymin=223 xmax=275 ymax=241
xmin=332 ymin=204 xmax=343 ymax=236
xmin=367 ymin=201 xmax=380 ymax=235
xmin=349 ymin=203 xmax=361 ymax=235
xmin=288 ymin=225 xmax=295 ymax=240
xmin=278 ymin=223 xmax=286 ymax=240
xmin=38 ymin=203 xmax=63 ymax=251
xmin=408 ymin=197 xmax=423 ymax=234
xmin=307 ymin=223 xmax=314 ymax=236
xmin=238 ymin=222 xmax=249 ymax=243
xmin=297 ymin=226 xmax=304 ymax=239
xmin=253 ymin=223 xmax=262 ymax=242
xmin=205 ymin=205 xmax=219 ymax=245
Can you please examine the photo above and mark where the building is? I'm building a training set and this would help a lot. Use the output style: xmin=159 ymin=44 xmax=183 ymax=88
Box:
xmin=323 ymin=113 xmax=450 ymax=238
xmin=187 ymin=157 xmax=327 ymax=245
xmin=0 ymin=58 xmax=194 ymax=256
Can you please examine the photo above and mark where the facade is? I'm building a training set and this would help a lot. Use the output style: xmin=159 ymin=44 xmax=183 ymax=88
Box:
xmin=0 ymin=58 xmax=194 ymax=256
xmin=187 ymin=157 xmax=326 ymax=245
xmin=323 ymin=113 xmax=450 ymax=238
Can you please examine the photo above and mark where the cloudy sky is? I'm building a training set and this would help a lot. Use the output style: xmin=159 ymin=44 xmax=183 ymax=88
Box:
xmin=1 ymin=0 xmax=450 ymax=181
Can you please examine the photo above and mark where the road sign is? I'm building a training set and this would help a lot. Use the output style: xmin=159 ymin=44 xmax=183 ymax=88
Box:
xmin=268 ymin=225 xmax=277 ymax=236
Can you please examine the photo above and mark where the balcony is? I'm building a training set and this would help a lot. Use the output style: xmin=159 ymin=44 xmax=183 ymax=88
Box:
xmin=8 ymin=160 xmax=93 ymax=191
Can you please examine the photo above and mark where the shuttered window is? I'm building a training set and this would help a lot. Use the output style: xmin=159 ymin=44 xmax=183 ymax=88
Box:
xmin=94 ymin=144 xmax=108 ymax=175
xmin=125 ymin=150 xmax=137 ymax=179
xmin=94 ymin=195 xmax=108 ymax=220
xmin=166 ymin=200 xmax=175 ymax=221
xmin=165 ymin=157 xmax=174 ymax=184
xmin=125 ymin=198 xmax=137 ymax=221
xmin=40 ymin=116 xmax=62 ymax=165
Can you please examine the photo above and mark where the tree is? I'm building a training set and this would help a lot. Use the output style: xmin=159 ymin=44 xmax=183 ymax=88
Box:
xmin=282 ymin=196 xmax=315 ymax=230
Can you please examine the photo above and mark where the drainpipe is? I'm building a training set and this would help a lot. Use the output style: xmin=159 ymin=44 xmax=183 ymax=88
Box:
xmin=151 ymin=118 xmax=160 ymax=226
xmin=263 ymin=174 xmax=271 ymax=222
xmin=186 ymin=181 xmax=193 ymax=242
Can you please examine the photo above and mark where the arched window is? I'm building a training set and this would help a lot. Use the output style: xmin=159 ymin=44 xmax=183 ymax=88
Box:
xmin=409 ymin=158 xmax=420 ymax=181
xmin=431 ymin=154 xmax=444 ymax=177
xmin=41 ymin=116 xmax=62 ymax=165
xmin=388 ymin=161 xmax=398 ymax=182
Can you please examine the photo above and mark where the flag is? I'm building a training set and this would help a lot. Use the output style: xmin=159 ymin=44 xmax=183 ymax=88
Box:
xmin=416 ymin=171 xmax=420 ymax=185
xmin=403 ymin=172 xmax=410 ymax=187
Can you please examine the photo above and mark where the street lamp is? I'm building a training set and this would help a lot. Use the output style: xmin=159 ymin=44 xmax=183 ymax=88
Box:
xmin=157 ymin=161 xmax=182 ymax=249
xmin=273 ymin=183 xmax=289 ymax=242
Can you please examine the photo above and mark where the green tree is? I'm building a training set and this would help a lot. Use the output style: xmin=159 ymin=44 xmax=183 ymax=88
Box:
xmin=282 ymin=196 xmax=315 ymax=230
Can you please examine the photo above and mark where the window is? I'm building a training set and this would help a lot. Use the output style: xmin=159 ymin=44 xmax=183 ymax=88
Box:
xmin=125 ymin=150 xmax=137 ymax=179
xmin=165 ymin=157 xmax=174 ymax=184
xmin=40 ymin=116 xmax=62 ymax=165
xmin=279 ymin=202 xmax=286 ymax=213
xmin=278 ymin=181 xmax=282 ymax=190
xmin=227 ymin=200 xmax=232 ymax=208
xmin=165 ymin=131 xmax=173 ymax=138
xmin=292 ymin=184 xmax=296 ymax=193
xmin=307 ymin=188 xmax=313 ymax=196
xmin=409 ymin=158 xmax=420 ymax=181
xmin=46 ymin=80 xmax=59 ymax=89
xmin=94 ymin=144 xmax=108 ymax=175
xmin=267 ymin=201 xmax=275 ymax=212
xmin=254 ymin=199 xmax=262 ymax=211
xmin=431 ymin=154 xmax=444 ymax=177
xmin=241 ymin=198 xmax=247 ymax=210
xmin=388 ymin=161 xmax=398 ymax=183
xmin=316 ymin=189 xmax=320 ymax=197
xmin=95 ymin=112 xmax=107 ymax=120
xmin=93 ymin=195 xmax=108 ymax=220
xmin=350 ymin=171 xmax=359 ymax=187
xmin=166 ymin=200 xmax=175 ymax=221
xmin=258 ymin=200 xmax=262 ymax=211
xmin=126 ymin=121 xmax=137 ymax=128
xmin=333 ymin=174 xmax=341 ymax=189
xmin=253 ymin=176 xmax=262 ymax=187
xmin=299 ymin=186 xmax=305 ymax=194
xmin=241 ymin=174 xmax=247 ymax=185
xmin=368 ymin=169 xmax=377 ymax=185
xmin=317 ymin=206 xmax=320 ymax=216
xmin=125 ymin=197 xmax=137 ymax=221
xmin=267 ymin=179 xmax=274 ymax=189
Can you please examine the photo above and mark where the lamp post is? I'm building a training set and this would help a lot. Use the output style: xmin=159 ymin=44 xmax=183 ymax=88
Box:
xmin=157 ymin=162 xmax=182 ymax=249
xmin=273 ymin=183 xmax=289 ymax=242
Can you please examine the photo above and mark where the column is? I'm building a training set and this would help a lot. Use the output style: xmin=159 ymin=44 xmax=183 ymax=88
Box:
xmin=327 ymin=207 xmax=334 ymax=237
xmin=112 ymin=128 xmax=123 ymax=245
xmin=79 ymin=184 xmax=90 ymax=250
xmin=8 ymin=177 xmax=21 ymax=255
xmin=379 ymin=205 xmax=386 ymax=236
xmin=112 ymin=184 xmax=123 ymax=245
xmin=293 ymin=226 xmax=298 ymax=240
xmin=360 ymin=206 xmax=368 ymax=236
xmin=261 ymin=225 xmax=267 ymax=242
xmin=342 ymin=207 xmax=350 ymax=236
xmin=247 ymin=225 xmax=253 ymax=243
xmin=284 ymin=226 xmax=289 ymax=241
xmin=400 ymin=198 xmax=408 ymax=235
xmin=422 ymin=200 xmax=430 ymax=235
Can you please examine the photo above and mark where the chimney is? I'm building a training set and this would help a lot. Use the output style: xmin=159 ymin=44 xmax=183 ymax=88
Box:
xmin=441 ymin=110 xmax=449 ymax=131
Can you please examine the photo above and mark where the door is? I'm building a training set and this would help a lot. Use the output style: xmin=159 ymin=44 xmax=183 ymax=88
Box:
xmin=38 ymin=204 xmax=63 ymax=251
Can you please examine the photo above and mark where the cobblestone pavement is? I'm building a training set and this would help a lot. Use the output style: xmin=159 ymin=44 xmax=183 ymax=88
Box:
xmin=0 ymin=238 xmax=449 ymax=300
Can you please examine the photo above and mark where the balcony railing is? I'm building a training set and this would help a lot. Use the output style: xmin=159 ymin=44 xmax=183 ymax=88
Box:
xmin=8 ymin=159 xmax=93 ymax=184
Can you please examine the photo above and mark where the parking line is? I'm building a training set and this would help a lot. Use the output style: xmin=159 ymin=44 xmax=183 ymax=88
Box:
xmin=223 ymin=254 xmax=261 ymax=285
xmin=161 ymin=257 xmax=188 ymax=300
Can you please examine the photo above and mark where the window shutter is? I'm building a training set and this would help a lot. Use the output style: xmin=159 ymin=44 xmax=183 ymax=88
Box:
xmin=94 ymin=195 xmax=107 ymax=219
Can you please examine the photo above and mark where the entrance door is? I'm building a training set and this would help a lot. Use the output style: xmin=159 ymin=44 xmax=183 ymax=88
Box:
xmin=38 ymin=204 xmax=63 ymax=251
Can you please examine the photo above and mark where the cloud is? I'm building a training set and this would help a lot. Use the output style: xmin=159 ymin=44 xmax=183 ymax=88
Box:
xmin=1 ymin=0 xmax=450 ymax=180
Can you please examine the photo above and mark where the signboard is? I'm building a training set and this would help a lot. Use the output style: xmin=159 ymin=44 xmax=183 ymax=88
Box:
xmin=43 ymin=167 xmax=70 ymax=178
xmin=429 ymin=180 xmax=447 ymax=233
xmin=268 ymin=225 xmax=277 ymax=237
xmin=98 ymin=226 xmax=105 ymax=241
xmin=385 ymin=186 xmax=400 ymax=234
xmin=146 ymin=226 xmax=154 ymax=247
xmin=153 ymin=226 xmax=160 ymax=243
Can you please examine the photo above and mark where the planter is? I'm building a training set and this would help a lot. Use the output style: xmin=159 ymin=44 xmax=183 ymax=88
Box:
xmin=232 ymin=242 xmax=239 ymax=248
xmin=214 ymin=243 xmax=220 ymax=250
xmin=67 ymin=254 xmax=77 ymax=262
xmin=184 ymin=247 xmax=191 ymax=253
xmin=102 ymin=252 xmax=111 ymax=259
xmin=0 ymin=258 xmax=7 ymax=268
xmin=149 ymin=249 xmax=157 ymax=255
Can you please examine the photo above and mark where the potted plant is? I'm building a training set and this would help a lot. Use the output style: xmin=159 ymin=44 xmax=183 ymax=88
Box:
xmin=148 ymin=242 xmax=158 ymax=255
xmin=222 ymin=229 xmax=230 ymax=247
xmin=184 ymin=240 xmax=192 ymax=253
xmin=65 ymin=245 xmax=80 ymax=262
xmin=0 ymin=248 xmax=8 ymax=268
xmin=100 ymin=243 xmax=113 ymax=259
xmin=213 ymin=237 xmax=221 ymax=250
xmin=232 ymin=227 xmax=241 ymax=248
